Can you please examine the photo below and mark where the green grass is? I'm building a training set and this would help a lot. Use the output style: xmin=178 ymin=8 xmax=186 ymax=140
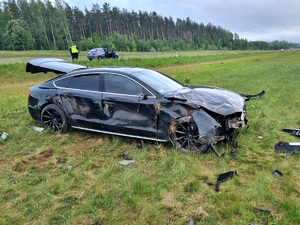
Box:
xmin=0 ymin=50 xmax=299 ymax=225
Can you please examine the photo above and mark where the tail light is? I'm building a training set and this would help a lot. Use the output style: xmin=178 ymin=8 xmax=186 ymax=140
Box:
xmin=28 ymin=91 xmax=31 ymax=99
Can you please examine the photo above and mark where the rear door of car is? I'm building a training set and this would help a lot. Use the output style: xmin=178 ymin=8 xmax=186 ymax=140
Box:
xmin=100 ymin=73 xmax=159 ymax=139
xmin=54 ymin=73 xmax=105 ymax=129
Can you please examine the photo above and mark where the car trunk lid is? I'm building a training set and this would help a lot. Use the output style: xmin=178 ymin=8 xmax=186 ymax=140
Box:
xmin=26 ymin=58 xmax=88 ymax=75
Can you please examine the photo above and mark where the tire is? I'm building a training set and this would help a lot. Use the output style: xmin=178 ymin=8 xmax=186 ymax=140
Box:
xmin=169 ymin=116 xmax=208 ymax=153
xmin=41 ymin=104 xmax=68 ymax=133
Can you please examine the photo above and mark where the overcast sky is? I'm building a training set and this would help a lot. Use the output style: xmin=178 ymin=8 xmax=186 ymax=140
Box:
xmin=63 ymin=0 xmax=300 ymax=43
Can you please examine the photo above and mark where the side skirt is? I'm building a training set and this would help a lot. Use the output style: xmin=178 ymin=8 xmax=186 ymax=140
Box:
xmin=71 ymin=126 xmax=168 ymax=142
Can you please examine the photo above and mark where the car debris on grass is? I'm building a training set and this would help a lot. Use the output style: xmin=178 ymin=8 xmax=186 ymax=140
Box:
xmin=1 ymin=132 xmax=8 ymax=140
xmin=29 ymin=125 xmax=44 ymax=132
xmin=272 ymin=169 xmax=283 ymax=178
xmin=215 ymin=170 xmax=238 ymax=192
xmin=274 ymin=142 xmax=300 ymax=154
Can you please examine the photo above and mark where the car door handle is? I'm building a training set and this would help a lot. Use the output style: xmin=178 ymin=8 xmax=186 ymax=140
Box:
xmin=103 ymin=101 xmax=115 ymax=107
xmin=103 ymin=101 xmax=115 ymax=106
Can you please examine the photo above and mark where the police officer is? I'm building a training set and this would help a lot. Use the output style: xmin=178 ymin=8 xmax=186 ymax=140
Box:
xmin=69 ymin=44 xmax=79 ymax=61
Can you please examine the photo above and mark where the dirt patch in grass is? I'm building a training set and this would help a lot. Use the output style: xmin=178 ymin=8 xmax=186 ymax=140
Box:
xmin=161 ymin=192 xmax=182 ymax=209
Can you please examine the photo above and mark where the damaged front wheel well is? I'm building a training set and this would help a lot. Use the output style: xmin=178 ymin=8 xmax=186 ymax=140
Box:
xmin=169 ymin=116 xmax=209 ymax=154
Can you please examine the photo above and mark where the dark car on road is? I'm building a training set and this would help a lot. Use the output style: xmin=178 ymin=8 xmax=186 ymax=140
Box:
xmin=26 ymin=58 xmax=264 ymax=154
xmin=87 ymin=48 xmax=119 ymax=60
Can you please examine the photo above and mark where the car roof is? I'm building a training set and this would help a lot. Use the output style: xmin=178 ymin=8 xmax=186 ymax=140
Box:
xmin=90 ymin=48 xmax=105 ymax=51
xmin=67 ymin=66 xmax=151 ymax=76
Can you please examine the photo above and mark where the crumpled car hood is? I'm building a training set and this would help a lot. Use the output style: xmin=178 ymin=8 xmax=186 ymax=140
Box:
xmin=164 ymin=86 xmax=245 ymax=116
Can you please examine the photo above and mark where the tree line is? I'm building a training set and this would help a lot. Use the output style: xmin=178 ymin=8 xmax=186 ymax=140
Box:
xmin=0 ymin=0 xmax=299 ymax=52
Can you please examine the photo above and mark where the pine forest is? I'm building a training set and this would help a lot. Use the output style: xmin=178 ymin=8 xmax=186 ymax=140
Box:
xmin=0 ymin=0 xmax=299 ymax=52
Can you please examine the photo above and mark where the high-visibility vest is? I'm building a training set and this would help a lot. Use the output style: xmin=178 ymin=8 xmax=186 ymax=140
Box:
xmin=71 ymin=45 xmax=79 ymax=53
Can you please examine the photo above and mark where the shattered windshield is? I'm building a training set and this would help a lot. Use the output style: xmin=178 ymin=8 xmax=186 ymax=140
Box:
xmin=133 ymin=69 xmax=183 ymax=94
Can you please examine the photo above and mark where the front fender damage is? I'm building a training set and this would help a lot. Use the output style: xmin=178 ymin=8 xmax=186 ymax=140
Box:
xmin=192 ymin=110 xmax=226 ymax=156
xmin=191 ymin=110 xmax=221 ymax=146
xmin=169 ymin=109 xmax=223 ymax=155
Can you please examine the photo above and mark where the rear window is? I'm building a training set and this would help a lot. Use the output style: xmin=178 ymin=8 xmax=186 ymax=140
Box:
xmin=98 ymin=48 xmax=105 ymax=53
xmin=55 ymin=75 xmax=99 ymax=91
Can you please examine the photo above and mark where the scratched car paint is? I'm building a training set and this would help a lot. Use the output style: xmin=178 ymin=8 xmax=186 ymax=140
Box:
xmin=26 ymin=58 xmax=264 ymax=154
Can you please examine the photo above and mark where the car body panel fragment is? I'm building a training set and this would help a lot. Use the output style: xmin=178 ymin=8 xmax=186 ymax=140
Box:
xmin=272 ymin=169 xmax=283 ymax=178
xmin=215 ymin=171 xmax=238 ymax=192
xmin=274 ymin=141 xmax=300 ymax=154
xmin=281 ymin=128 xmax=300 ymax=137
xmin=239 ymin=90 xmax=265 ymax=101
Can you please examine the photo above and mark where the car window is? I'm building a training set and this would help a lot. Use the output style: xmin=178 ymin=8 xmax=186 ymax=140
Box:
xmin=55 ymin=77 xmax=71 ymax=87
xmin=98 ymin=48 xmax=105 ymax=53
xmin=104 ymin=74 xmax=144 ymax=95
xmin=88 ymin=49 xmax=97 ymax=54
xmin=55 ymin=75 xmax=99 ymax=91
xmin=132 ymin=69 xmax=183 ymax=95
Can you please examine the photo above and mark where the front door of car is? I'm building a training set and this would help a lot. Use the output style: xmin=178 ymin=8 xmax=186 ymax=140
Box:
xmin=101 ymin=73 xmax=158 ymax=138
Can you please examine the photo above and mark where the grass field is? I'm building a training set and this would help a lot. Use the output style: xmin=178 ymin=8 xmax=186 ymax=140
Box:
xmin=0 ymin=50 xmax=299 ymax=225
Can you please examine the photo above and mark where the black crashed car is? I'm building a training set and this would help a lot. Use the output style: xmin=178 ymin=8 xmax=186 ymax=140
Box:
xmin=87 ymin=48 xmax=119 ymax=60
xmin=26 ymin=58 xmax=264 ymax=154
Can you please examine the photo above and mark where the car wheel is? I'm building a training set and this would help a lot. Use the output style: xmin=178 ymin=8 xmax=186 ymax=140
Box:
xmin=97 ymin=56 xmax=104 ymax=60
xmin=41 ymin=104 xmax=68 ymax=133
xmin=169 ymin=116 xmax=208 ymax=153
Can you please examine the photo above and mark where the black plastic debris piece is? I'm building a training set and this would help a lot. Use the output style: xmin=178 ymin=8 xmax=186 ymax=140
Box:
xmin=239 ymin=90 xmax=265 ymax=100
xmin=121 ymin=153 xmax=132 ymax=160
xmin=229 ymin=142 xmax=240 ymax=159
xmin=118 ymin=153 xmax=135 ymax=166
xmin=274 ymin=142 xmax=300 ymax=154
xmin=254 ymin=208 xmax=271 ymax=215
xmin=282 ymin=128 xmax=300 ymax=137
xmin=272 ymin=170 xmax=283 ymax=178
xmin=253 ymin=208 xmax=273 ymax=222
xmin=215 ymin=171 xmax=237 ymax=192
xmin=136 ymin=140 xmax=144 ymax=149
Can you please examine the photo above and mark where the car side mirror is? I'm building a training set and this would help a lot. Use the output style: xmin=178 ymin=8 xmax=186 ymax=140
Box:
xmin=140 ymin=93 xmax=148 ymax=100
